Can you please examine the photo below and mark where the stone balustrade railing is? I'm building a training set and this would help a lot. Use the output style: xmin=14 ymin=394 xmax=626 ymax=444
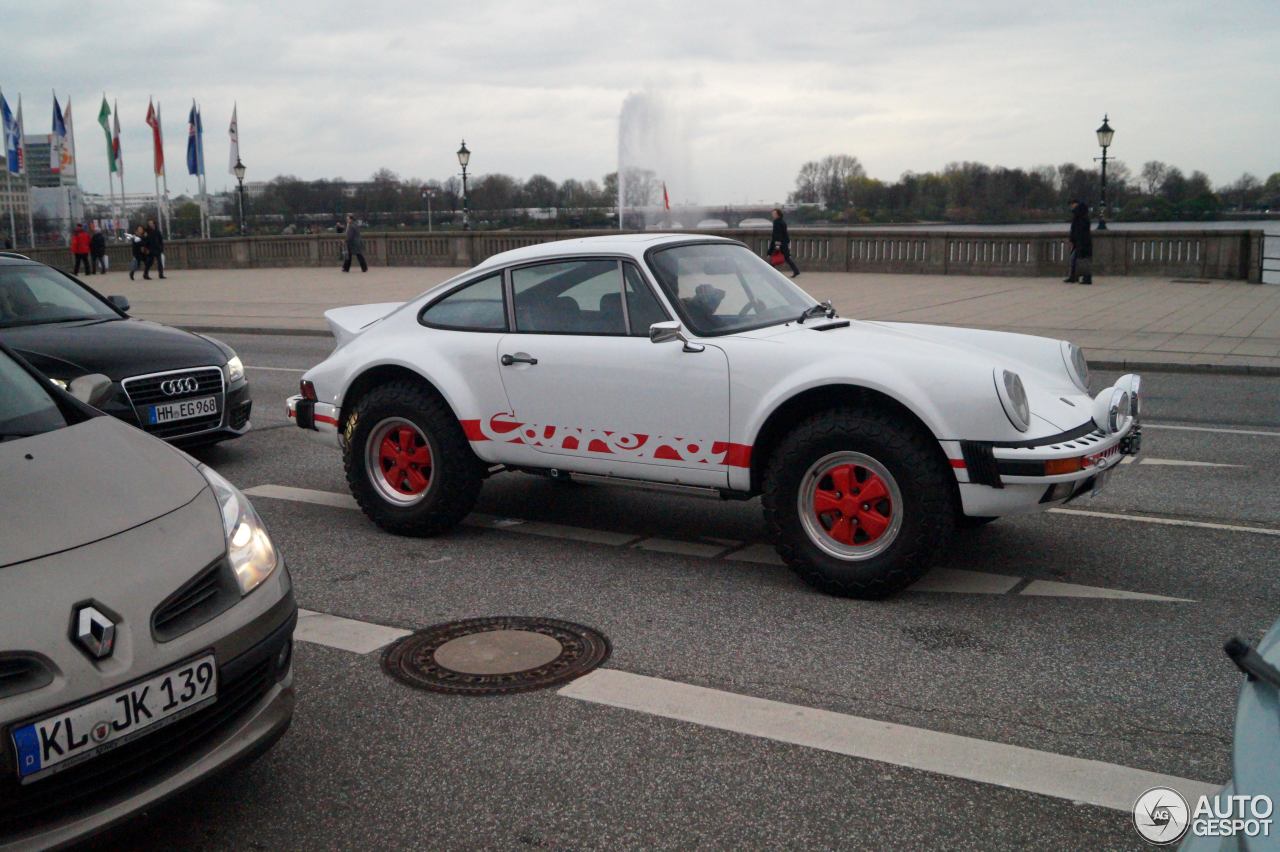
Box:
xmin=17 ymin=227 xmax=1265 ymax=281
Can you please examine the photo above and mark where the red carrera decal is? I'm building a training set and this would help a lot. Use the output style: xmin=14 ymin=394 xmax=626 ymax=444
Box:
xmin=459 ymin=413 xmax=752 ymax=468
xmin=949 ymin=458 xmax=967 ymax=469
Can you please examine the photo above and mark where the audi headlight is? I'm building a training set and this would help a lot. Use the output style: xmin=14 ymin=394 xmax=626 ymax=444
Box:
xmin=994 ymin=368 xmax=1031 ymax=432
xmin=1060 ymin=342 xmax=1090 ymax=393
xmin=198 ymin=464 xmax=278 ymax=595
xmin=225 ymin=355 xmax=245 ymax=384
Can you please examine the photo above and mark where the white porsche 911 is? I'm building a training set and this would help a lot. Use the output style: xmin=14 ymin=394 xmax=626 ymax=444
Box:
xmin=288 ymin=235 xmax=1142 ymax=598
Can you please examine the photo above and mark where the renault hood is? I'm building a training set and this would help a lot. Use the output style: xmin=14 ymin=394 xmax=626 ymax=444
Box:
xmin=0 ymin=416 xmax=208 ymax=567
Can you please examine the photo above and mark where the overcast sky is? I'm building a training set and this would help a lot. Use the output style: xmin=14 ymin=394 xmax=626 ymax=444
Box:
xmin=4 ymin=0 xmax=1277 ymax=203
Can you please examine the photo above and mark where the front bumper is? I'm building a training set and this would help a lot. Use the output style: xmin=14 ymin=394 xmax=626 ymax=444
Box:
xmin=0 ymin=604 xmax=296 ymax=850
xmin=286 ymin=394 xmax=341 ymax=447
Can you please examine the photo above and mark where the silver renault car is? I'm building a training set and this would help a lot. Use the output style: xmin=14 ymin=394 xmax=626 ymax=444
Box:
xmin=0 ymin=343 xmax=295 ymax=848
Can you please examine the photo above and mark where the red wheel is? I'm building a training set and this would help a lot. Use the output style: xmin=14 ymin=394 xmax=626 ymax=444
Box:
xmin=799 ymin=452 xmax=903 ymax=559
xmin=367 ymin=417 xmax=434 ymax=505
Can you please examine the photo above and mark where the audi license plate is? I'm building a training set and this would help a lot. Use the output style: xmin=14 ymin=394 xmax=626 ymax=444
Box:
xmin=148 ymin=395 xmax=218 ymax=424
xmin=10 ymin=654 xmax=217 ymax=783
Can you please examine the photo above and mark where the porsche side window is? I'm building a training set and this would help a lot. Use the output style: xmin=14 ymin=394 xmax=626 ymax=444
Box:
xmin=511 ymin=260 xmax=626 ymax=335
xmin=421 ymin=273 xmax=506 ymax=331
xmin=622 ymin=264 xmax=670 ymax=336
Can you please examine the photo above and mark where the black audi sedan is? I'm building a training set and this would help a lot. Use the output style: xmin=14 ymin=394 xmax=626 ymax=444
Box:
xmin=0 ymin=254 xmax=251 ymax=445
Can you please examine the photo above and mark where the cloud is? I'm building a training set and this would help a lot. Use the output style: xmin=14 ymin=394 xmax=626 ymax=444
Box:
xmin=4 ymin=0 xmax=1277 ymax=202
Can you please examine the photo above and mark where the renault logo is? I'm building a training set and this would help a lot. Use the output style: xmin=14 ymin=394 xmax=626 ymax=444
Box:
xmin=160 ymin=377 xmax=199 ymax=396
xmin=73 ymin=605 xmax=116 ymax=660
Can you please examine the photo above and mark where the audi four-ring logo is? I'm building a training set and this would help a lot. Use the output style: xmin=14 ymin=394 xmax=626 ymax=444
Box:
xmin=160 ymin=377 xmax=200 ymax=396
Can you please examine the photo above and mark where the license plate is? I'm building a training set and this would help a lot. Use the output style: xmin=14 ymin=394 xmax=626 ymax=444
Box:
xmin=148 ymin=395 xmax=218 ymax=424
xmin=10 ymin=654 xmax=217 ymax=783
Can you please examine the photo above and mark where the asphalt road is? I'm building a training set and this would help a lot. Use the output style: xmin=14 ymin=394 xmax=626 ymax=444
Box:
xmin=93 ymin=334 xmax=1280 ymax=850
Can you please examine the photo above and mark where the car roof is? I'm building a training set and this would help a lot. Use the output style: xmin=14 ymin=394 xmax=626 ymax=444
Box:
xmin=474 ymin=233 xmax=740 ymax=270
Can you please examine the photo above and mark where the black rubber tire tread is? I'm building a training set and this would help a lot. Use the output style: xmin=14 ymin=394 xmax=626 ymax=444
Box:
xmin=762 ymin=407 xmax=957 ymax=599
xmin=343 ymin=380 xmax=483 ymax=536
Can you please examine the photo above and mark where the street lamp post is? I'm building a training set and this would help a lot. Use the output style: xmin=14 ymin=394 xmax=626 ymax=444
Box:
xmin=457 ymin=140 xmax=471 ymax=230
xmin=421 ymin=187 xmax=434 ymax=233
xmin=233 ymin=158 xmax=247 ymax=236
xmin=1094 ymin=115 xmax=1115 ymax=231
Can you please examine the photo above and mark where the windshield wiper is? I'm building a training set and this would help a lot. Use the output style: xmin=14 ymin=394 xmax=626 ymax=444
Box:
xmin=0 ymin=317 xmax=91 ymax=329
xmin=1225 ymin=637 xmax=1280 ymax=691
xmin=797 ymin=300 xmax=836 ymax=324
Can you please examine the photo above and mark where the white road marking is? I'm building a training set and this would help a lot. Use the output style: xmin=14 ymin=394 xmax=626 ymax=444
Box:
xmin=294 ymin=608 xmax=411 ymax=654
xmin=1136 ymin=458 xmax=1244 ymax=468
xmin=1144 ymin=423 xmax=1280 ymax=438
xmin=1019 ymin=580 xmax=1191 ymax=602
xmin=558 ymin=669 xmax=1221 ymax=813
xmin=245 ymin=365 xmax=307 ymax=373
xmin=908 ymin=569 xmax=1022 ymax=595
xmin=246 ymin=484 xmax=1196 ymax=601
xmin=244 ymin=484 xmax=357 ymax=510
xmin=633 ymin=538 xmax=731 ymax=558
xmin=1048 ymin=507 xmax=1280 ymax=537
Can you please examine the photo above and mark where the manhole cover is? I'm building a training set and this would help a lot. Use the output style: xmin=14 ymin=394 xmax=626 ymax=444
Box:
xmin=381 ymin=616 xmax=611 ymax=695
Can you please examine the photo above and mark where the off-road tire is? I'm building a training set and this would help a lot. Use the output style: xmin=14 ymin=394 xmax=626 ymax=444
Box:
xmin=343 ymin=380 xmax=483 ymax=536
xmin=762 ymin=408 xmax=956 ymax=598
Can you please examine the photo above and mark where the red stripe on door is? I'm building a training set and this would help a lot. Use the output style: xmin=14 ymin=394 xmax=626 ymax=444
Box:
xmin=459 ymin=417 xmax=752 ymax=468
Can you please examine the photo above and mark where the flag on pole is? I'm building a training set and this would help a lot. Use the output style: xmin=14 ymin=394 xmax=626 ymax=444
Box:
xmin=186 ymin=100 xmax=200 ymax=175
xmin=15 ymin=96 xmax=25 ymax=175
xmin=60 ymin=96 xmax=76 ymax=177
xmin=662 ymin=181 xmax=670 ymax=211
xmin=227 ymin=103 xmax=239 ymax=174
xmin=145 ymin=99 xmax=164 ymax=176
xmin=50 ymin=94 xmax=66 ymax=173
xmin=98 ymin=96 xmax=116 ymax=173
xmin=1 ymin=92 xmax=19 ymax=175
xmin=111 ymin=100 xmax=122 ymax=182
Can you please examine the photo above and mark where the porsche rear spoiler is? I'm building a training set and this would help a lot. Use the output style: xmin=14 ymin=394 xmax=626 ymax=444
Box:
xmin=323 ymin=302 xmax=404 ymax=347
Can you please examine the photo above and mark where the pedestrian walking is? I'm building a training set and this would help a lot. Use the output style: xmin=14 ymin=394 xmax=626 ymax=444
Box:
xmin=89 ymin=223 xmax=108 ymax=274
xmin=1064 ymin=199 xmax=1093 ymax=285
xmin=71 ymin=223 xmax=93 ymax=276
xmin=144 ymin=218 xmax=166 ymax=279
xmin=342 ymin=213 xmax=368 ymax=273
xmin=126 ymin=225 xmax=147 ymax=280
xmin=768 ymin=208 xmax=800 ymax=278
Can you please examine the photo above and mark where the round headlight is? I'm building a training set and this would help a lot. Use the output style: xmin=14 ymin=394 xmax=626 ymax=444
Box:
xmin=1060 ymin=342 xmax=1090 ymax=393
xmin=994 ymin=368 xmax=1031 ymax=432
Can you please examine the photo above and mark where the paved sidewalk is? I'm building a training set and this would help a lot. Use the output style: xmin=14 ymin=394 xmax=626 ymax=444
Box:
xmin=99 ymin=267 xmax=1280 ymax=374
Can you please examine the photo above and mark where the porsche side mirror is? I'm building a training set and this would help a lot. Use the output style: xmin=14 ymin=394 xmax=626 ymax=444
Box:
xmin=108 ymin=295 xmax=130 ymax=313
xmin=69 ymin=373 xmax=114 ymax=408
xmin=648 ymin=320 xmax=704 ymax=353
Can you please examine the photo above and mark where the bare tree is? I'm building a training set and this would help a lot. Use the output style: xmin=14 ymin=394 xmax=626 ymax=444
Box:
xmin=1140 ymin=161 xmax=1169 ymax=196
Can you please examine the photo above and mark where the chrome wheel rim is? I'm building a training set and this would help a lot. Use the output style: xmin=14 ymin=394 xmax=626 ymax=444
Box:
xmin=366 ymin=417 xmax=434 ymax=507
xmin=797 ymin=451 xmax=903 ymax=561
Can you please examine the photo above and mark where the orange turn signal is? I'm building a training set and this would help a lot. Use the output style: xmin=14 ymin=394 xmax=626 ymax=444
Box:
xmin=1044 ymin=458 xmax=1084 ymax=476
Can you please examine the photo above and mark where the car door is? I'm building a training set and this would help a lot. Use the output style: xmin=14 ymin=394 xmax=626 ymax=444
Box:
xmin=494 ymin=258 xmax=732 ymax=487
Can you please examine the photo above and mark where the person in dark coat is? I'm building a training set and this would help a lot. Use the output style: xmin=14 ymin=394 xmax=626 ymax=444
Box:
xmin=89 ymin=224 xmax=108 ymax=274
xmin=342 ymin=213 xmax=368 ymax=273
xmin=144 ymin=218 xmax=166 ymax=279
xmin=1065 ymin=200 xmax=1093 ymax=285
xmin=127 ymin=225 xmax=147 ymax=280
xmin=768 ymin=208 xmax=800 ymax=277
xmin=71 ymin=224 xmax=93 ymax=275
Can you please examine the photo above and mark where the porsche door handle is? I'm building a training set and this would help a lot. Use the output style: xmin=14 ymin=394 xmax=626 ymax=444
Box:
xmin=500 ymin=353 xmax=538 ymax=366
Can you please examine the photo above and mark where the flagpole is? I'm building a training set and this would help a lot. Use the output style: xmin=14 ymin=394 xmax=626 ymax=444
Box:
xmin=113 ymin=98 xmax=123 ymax=231
xmin=1 ymin=87 xmax=14 ymax=247
xmin=158 ymin=101 xmax=171 ymax=235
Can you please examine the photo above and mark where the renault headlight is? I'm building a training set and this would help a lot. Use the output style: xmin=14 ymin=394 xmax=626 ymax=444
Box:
xmin=199 ymin=464 xmax=278 ymax=595
xmin=225 ymin=355 xmax=245 ymax=384
xmin=1060 ymin=342 xmax=1090 ymax=393
xmin=994 ymin=368 xmax=1031 ymax=432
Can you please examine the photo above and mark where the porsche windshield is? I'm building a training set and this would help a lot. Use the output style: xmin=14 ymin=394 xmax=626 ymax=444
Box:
xmin=0 ymin=265 xmax=119 ymax=328
xmin=647 ymin=243 xmax=817 ymax=336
